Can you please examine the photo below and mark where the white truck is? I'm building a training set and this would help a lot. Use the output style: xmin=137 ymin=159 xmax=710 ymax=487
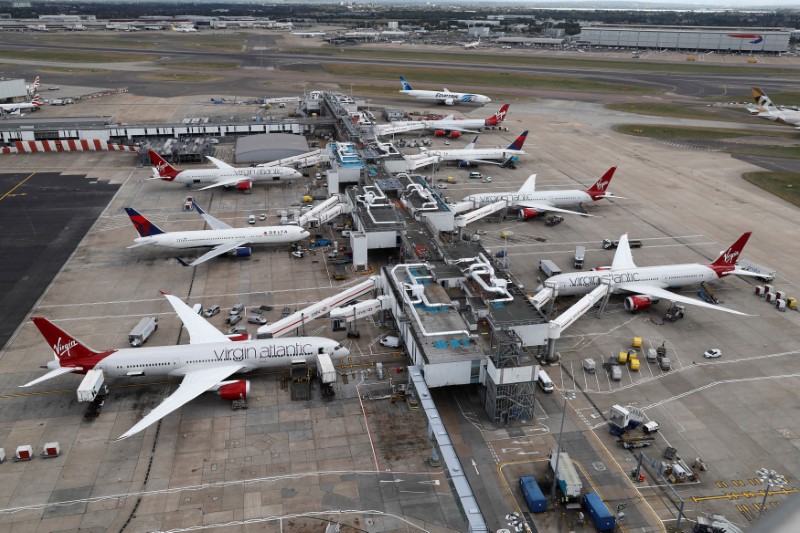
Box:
xmin=539 ymin=259 xmax=562 ymax=278
xmin=315 ymin=353 xmax=336 ymax=384
xmin=77 ymin=369 xmax=105 ymax=402
xmin=549 ymin=450 xmax=583 ymax=500
xmin=129 ymin=316 xmax=158 ymax=347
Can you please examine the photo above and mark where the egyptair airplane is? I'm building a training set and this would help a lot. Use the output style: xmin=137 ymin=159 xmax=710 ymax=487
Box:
xmin=399 ymin=76 xmax=492 ymax=106
xmin=541 ymin=232 xmax=759 ymax=318
xmin=148 ymin=151 xmax=302 ymax=192
xmin=125 ymin=201 xmax=309 ymax=266
xmin=20 ymin=293 xmax=349 ymax=441
xmin=747 ymin=87 xmax=800 ymax=128
xmin=0 ymin=94 xmax=43 ymax=115
xmin=463 ymin=167 xmax=622 ymax=218
xmin=375 ymin=104 xmax=509 ymax=138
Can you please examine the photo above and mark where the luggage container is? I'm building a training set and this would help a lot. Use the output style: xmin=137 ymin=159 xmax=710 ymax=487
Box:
xmin=632 ymin=337 xmax=642 ymax=349
xmin=15 ymin=445 xmax=33 ymax=461
xmin=766 ymin=292 xmax=776 ymax=303
xmin=764 ymin=284 xmax=774 ymax=294
xmin=629 ymin=357 xmax=640 ymax=371
xmin=42 ymin=442 xmax=60 ymax=458
xmin=519 ymin=476 xmax=547 ymax=513
xmin=776 ymin=299 xmax=786 ymax=311
xmin=776 ymin=290 xmax=786 ymax=300
xmin=755 ymin=285 xmax=765 ymax=296
xmin=583 ymin=493 xmax=616 ymax=532
xmin=617 ymin=351 xmax=629 ymax=365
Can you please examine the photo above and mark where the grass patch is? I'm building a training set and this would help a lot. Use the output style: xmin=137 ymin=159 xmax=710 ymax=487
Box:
xmin=141 ymin=72 xmax=223 ymax=82
xmin=742 ymin=172 xmax=800 ymax=207
xmin=176 ymin=34 xmax=249 ymax=53
xmin=0 ymin=50 xmax=157 ymax=63
xmin=615 ymin=124 xmax=792 ymax=141
xmin=606 ymin=102 xmax=750 ymax=123
xmin=37 ymin=66 xmax=111 ymax=75
xmin=158 ymin=61 xmax=239 ymax=70
xmin=321 ymin=63 xmax=654 ymax=94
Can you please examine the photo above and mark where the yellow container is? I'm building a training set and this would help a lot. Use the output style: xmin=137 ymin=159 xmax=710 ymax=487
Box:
xmin=632 ymin=337 xmax=642 ymax=349
xmin=618 ymin=351 xmax=629 ymax=365
xmin=787 ymin=297 xmax=797 ymax=309
xmin=302 ymin=195 xmax=313 ymax=203
xmin=629 ymin=357 xmax=640 ymax=371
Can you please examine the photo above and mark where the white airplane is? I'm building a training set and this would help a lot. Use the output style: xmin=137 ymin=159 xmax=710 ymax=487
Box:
xmin=125 ymin=202 xmax=309 ymax=266
xmin=148 ymin=151 xmax=303 ymax=192
xmin=541 ymin=232 xmax=759 ymax=317
xmin=464 ymin=36 xmax=481 ymax=49
xmin=399 ymin=76 xmax=492 ymax=106
xmin=171 ymin=24 xmax=199 ymax=33
xmin=20 ymin=293 xmax=349 ymax=441
xmin=747 ymin=87 xmax=800 ymax=128
xmin=410 ymin=130 xmax=527 ymax=168
xmin=463 ymin=166 xmax=622 ymax=218
xmin=26 ymin=75 xmax=40 ymax=95
xmin=0 ymin=94 xmax=42 ymax=115
xmin=376 ymin=104 xmax=509 ymax=138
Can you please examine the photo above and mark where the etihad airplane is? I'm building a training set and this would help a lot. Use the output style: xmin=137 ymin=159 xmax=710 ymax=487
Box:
xmin=125 ymin=201 xmax=309 ymax=266
xmin=747 ymin=87 xmax=800 ymax=128
xmin=375 ymin=104 xmax=509 ymax=138
xmin=410 ymin=130 xmax=527 ymax=168
xmin=20 ymin=293 xmax=349 ymax=441
xmin=0 ymin=94 xmax=42 ymax=115
xmin=541 ymin=232 xmax=759 ymax=318
xmin=148 ymin=151 xmax=303 ymax=192
xmin=399 ymin=76 xmax=491 ymax=106
xmin=463 ymin=167 xmax=622 ymax=218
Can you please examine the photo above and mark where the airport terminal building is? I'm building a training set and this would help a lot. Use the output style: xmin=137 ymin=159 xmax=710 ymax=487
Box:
xmin=579 ymin=26 xmax=791 ymax=53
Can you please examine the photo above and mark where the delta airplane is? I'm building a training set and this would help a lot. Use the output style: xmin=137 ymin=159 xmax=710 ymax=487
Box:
xmin=20 ymin=293 xmax=349 ymax=441
xmin=148 ymin=151 xmax=302 ymax=192
xmin=463 ymin=167 xmax=622 ymax=218
xmin=125 ymin=201 xmax=309 ymax=266
xmin=399 ymin=76 xmax=492 ymax=106
xmin=747 ymin=87 xmax=800 ymax=128
xmin=541 ymin=232 xmax=759 ymax=318
xmin=0 ymin=94 xmax=42 ymax=115
xmin=375 ymin=104 xmax=509 ymax=138
xmin=411 ymin=130 xmax=527 ymax=168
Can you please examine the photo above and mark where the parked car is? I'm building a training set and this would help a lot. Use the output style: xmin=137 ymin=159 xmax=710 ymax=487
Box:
xmin=310 ymin=239 xmax=331 ymax=248
xmin=482 ymin=176 xmax=492 ymax=183
xmin=341 ymin=230 xmax=352 ymax=237
xmin=228 ymin=326 xmax=247 ymax=335
xmin=703 ymin=348 xmax=722 ymax=359
xmin=202 ymin=305 xmax=220 ymax=317
xmin=436 ymin=183 xmax=447 ymax=189
xmin=226 ymin=314 xmax=242 ymax=326
xmin=258 ymin=213 xmax=267 ymax=221
xmin=230 ymin=303 xmax=245 ymax=315
xmin=248 ymin=215 xmax=256 ymax=224
xmin=247 ymin=315 xmax=267 ymax=325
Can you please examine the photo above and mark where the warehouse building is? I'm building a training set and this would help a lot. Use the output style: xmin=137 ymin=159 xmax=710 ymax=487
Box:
xmin=0 ymin=79 xmax=29 ymax=104
xmin=234 ymin=133 xmax=310 ymax=164
xmin=579 ymin=26 xmax=790 ymax=53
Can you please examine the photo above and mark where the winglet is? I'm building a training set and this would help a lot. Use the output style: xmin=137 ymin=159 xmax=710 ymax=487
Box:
xmin=465 ymin=135 xmax=480 ymax=150
xmin=176 ymin=257 xmax=192 ymax=267
xmin=519 ymin=174 xmax=537 ymax=193
xmin=610 ymin=234 xmax=636 ymax=271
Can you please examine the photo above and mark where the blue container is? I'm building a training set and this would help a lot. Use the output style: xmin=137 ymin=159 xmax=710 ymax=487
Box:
xmin=519 ymin=476 xmax=547 ymax=513
xmin=584 ymin=493 xmax=616 ymax=532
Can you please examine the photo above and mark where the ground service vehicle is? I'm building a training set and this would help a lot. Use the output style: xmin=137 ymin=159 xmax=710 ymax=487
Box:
xmin=583 ymin=493 xmax=616 ymax=532
xmin=519 ymin=476 xmax=547 ymax=513
xmin=703 ymin=348 xmax=722 ymax=359
xmin=643 ymin=421 xmax=660 ymax=434
xmin=129 ymin=317 xmax=158 ymax=347
xmin=629 ymin=357 xmax=640 ymax=371
xmin=574 ymin=246 xmax=585 ymax=269
xmin=230 ymin=303 xmax=244 ymax=315
xmin=646 ymin=348 xmax=658 ymax=363
xmin=469 ymin=171 xmax=482 ymax=179
xmin=583 ymin=358 xmax=596 ymax=374
xmin=544 ymin=215 xmax=564 ymax=227
xmin=379 ymin=335 xmax=401 ymax=348
xmin=536 ymin=369 xmax=554 ymax=393
xmin=603 ymin=238 xmax=642 ymax=250
xmin=659 ymin=357 xmax=672 ymax=370
xmin=610 ymin=365 xmax=622 ymax=381
xmin=539 ymin=259 xmax=562 ymax=278
xmin=549 ymin=450 xmax=582 ymax=500
xmin=203 ymin=305 xmax=220 ymax=317
xmin=77 ymin=369 xmax=105 ymax=402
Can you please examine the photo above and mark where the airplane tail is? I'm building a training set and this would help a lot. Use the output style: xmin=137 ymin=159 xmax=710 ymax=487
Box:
xmin=710 ymin=232 xmax=752 ymax=271
xmin=519 ymin=174 xmax=537 ymax=193
xmin=751 ymin=87 xmax=775 ymax=110
xmin=124 ymin=207 xmax=165 ymax=237
xmin=586 ymin=167 xmax=618 ymax=200
xmin=32 ymin=75 xmax=40 ymax=89
xmin=485 ymin=104 xmax=509 ymax=126
xmin=148 ymin=150 xmax=180 ymax=180
xmin=507 ymin=130 xmax=528 ymax=151
xmin=465 ymin=135 xmax=480 ymax=150
xmin=399 ymin=76 xmax=413 ymax=91
xmin=31 ymin=317 xmax=103 ymax=361
xmin=30 ymin=94 xmax=43 ymax=107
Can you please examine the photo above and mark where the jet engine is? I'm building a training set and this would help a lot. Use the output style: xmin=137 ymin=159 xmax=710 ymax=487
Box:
xmin=236 ymin=181 xmax=252 ymax=192
xmin=434 ymin=129 xmax=446 ymax=137
xmin=448 ymin=131 xmax=461 ymax=139
xmin=624 ymin=296 xmax=653 ymax=312
xmin=518 ymin=208 xmax=538 ymax=221
xmin=444 ymin=98 xmax=455 ymax=105
xmin=216 ymin=380 xmax=251 ymax=400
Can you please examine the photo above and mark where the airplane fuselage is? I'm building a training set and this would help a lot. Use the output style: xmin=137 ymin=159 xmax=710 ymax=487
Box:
xmin=423 ymin=118 xmax=487 ymax=131
xmin=0 ymin=102 xmax=40 ymax=113
xmin=173 ymin=166 xmax=302 ymax=186
xmin=465 ymin=190 xmax=593 ymax=208
xmin=545 ymin=264 xmax=723 ymax=296
xmin=400 ymin=90 xmax=491 ymax=105
xmin=135 ymin=226 xmax=309 ymax=249
xmin=424 ymin=147 xmax=523 ymax=162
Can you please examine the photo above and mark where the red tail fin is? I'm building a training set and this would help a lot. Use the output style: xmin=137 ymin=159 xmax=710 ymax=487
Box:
xmin=148 ymin=150 xmax=180 ymax=180
xmin=710 ymin=232 xmax=752 ymax=270
xmin=586 ymin=167 xmax=617 ymax=200
xmin=32 ymin=317 xmax=102 ymax=361
xmin=485 ymin=104 xmax=509 ymax=126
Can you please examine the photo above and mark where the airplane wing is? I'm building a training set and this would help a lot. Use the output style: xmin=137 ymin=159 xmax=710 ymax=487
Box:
xmin=115 ymin=364 xmax=246 ymax=441
xmin=20 ymin=366 xmax=81 ymax=388
xmin=205 ymin=155 xmax=236 ymax=170
xmin=198 ymin=178 xmax=249 ymax=191
xmin=615 ymin=283 xmax=751 ymax=316
xmin=611 ymin=234 xmax=637 ymax=270
xmin=185 ymin=241 xmax=249 ymax=267
xmin=192 ymin=201 xmax=231 ymax=230
xmin=515 ymin=200 xmax=593 ymax=217
xmin=161 ymin=293 xmax=230 ymax=344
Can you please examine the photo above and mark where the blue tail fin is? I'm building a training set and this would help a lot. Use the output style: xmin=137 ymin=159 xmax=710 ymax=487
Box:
xmin=124 ymin=207 xmax=165 ymax=237
xmin=399 ymin=76 xmax=413 ymax=91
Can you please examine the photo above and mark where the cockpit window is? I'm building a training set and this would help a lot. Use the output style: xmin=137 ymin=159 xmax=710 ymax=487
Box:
xmin=334 ymin=344 xmax=343 ymax=350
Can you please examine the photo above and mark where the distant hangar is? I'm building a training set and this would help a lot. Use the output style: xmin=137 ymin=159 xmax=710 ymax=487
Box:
xmin=579 ymin=26 xmax=790 ymax=53
xmin=234 ymin=133 xmax=310 ymax=164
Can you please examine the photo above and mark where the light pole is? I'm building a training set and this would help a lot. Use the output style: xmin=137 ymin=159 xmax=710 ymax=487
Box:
xmin=550 ymin=389 xmax=576 ymax=501
xmin=757 ymin=467 xmax=788 ymax=518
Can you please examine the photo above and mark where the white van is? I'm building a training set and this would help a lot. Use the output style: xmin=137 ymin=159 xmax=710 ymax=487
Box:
xmin=536 ymin=369 xmax=554 ymax=393
xmin=379 ymin=335 xmax=401 ymax=348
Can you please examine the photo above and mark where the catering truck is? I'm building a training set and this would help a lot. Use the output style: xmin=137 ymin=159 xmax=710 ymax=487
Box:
xmin=129 ymin=316 xmax=158 ymax=347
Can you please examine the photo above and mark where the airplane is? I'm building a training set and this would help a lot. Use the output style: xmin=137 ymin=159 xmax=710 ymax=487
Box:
xmin=411 ymin=130 xmax=527 ymax=168
xmin=464 ymin=36 xmax=481 ymax=49
xmin=540 ymin=232 xmax=760 ymax=318
xmin=375 ymin=104 xmax=510 ymax=138
xmin=148 ymin=151 xmax=303 ymax=192
xmin=747 ymin=87 xmax=800 ymax=128
xmin=463 ymin=166 xmax=622 ymax=218
xmin=125 ymin=201 xmax=310 ymax=266
xmin=0 ymin=94 xmax=43 ymax=115
xmin=399 ymin=76 xmax=492 ymax=106
xmin=26 ymin=75 xmax=40 ymax=95
xmin=20 ymin=293 xmax=349 ymax=441
xmin=171 ymin=24 xmax=199 ymax=33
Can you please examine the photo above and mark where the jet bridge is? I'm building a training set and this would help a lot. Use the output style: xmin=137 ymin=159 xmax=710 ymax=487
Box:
xmin=455 ymin=200 xmax=508 ymax=228
xmin=257 ymin=276 xmax=379 ymax=338
xmin=546 ymin=281 xmax=611 ymax=358
xmin=257 ymin=149 xmax=326 ymax=169
xmin=329 ymin=296 xmax=389 ymax=330
xmin=404 ymin=154 xmax=441 ymax=170
xmin=297 ymin=194 xmax=350 ymax=228
xmin=375 ymin=122 xmax=425 ymax=136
